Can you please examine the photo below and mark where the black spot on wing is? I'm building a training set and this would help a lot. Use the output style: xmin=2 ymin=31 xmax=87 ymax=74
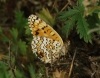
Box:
xmin=36 ymin=16 xmax=39 ymax=20
xmin=44 ymin=31 xmax=46 ymax=33
xmin=51 ymin=33 xmax=56 ymax=37
xmin=42 ymin=27 xmax=45 ymax=30
xmin=36 ymin=31 xmax=39 ymax=35
xmin=35 ymin=29 xmax=39 ymax=35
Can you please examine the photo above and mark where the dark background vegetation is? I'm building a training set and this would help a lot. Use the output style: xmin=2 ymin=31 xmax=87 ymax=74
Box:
xmin=0 ymin=0 xmax=100 ymax=78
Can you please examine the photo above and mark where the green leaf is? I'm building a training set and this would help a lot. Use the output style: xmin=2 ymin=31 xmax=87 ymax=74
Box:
xmin=11 ymin=57 xmax=15 ymax=66
xmin=36 ymin=8 xmax=55 ymax=26
xmin=77 ymin=14 xmax=92 ymax=43
xmin=10 ymin=28 xmax=18 ymax=41
xmin=17 ymin=40 xmax=27 ymax=54
xmin=62 ymin=14 xmax=78 ymax=37
xmin=25 ymin=25 xmax=31 ymax=35
xmin=15 ymin=70 xmax=26 ymax=78
xmin=1 ymin=34 xmax=10 ymax=42
xmin=28 ymin=65 xmax=37 ymax=78
xmin=78 ymin=0 xmax=84 ymax=7
xmin=58 ymin=0 xmax=93 ymax=43
xmin=0 ymin=27 xmax=10 ymax=42
xmin=0 ymin=62 xmax=8 ymax=78
xmin=58 ymin=7 xmax=80 ymax=20
xmin=14 ymin=11 xmax=27 ymax=35
xmin=28 ymin=64 xmax=40 ymax=78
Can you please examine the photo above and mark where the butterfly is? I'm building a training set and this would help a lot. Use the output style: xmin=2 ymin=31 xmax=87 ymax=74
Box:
xmin=28 ymin=14 xmax=69 ymax=63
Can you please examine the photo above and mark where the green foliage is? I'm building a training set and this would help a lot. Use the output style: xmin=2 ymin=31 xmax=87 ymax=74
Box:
xmin=10 ymin=28 xmax=18 ymax=41
xmin=0 ymin=61 xmax=28 ymax=78
xmin=15 ymin=70 xmax=26 ymax=78
xmin=62 ymin=14 xmax=78 ymax=37
xmin=58 ymin=0 xmax=100 ymax=43
xmin=77 ymin=14 xmax=91 ymax=42
xmin=28 ymin=64 xmax=40 ymax=78
xmin=0 ymin=10 xmax=46 ymax=78
xmin=0 ymin=27 xmax=27 ymax=55
xmin=14 ymin=11 xmax=27 ymax=36
xmin=36 ymin=8 xmax=55 ymax=26
xmin=59 ymin=7 xmax=80 ymax=19
xmin=25 ymin=25 xmax=31 ymax=36
xmin=0 ymin=32 xmax=10 ymax=42
xmin=0 ymin=11 xmax=29 ymax=78
xmin=59 ymin=6 xmax=92 ymax=43
xmin=0 ymin=62 xmax=9 ymax=78
xmin=17 ymin=39 xmax=27 ymax=54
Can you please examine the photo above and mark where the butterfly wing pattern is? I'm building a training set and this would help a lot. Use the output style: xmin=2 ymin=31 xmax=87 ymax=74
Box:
xmin=28 ymin=14 xmax=66 ymax=63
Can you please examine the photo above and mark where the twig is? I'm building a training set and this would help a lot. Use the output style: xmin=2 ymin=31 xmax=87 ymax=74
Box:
xmin=51 ymin=0 xmax=58 ymax=11
xmin=45 ymin=67 xmax=49 ymax=78
xmin=68 ymin=48 xmax=77 ymax=78
xmin=60 ymin=2 xmax=69 ymax=12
